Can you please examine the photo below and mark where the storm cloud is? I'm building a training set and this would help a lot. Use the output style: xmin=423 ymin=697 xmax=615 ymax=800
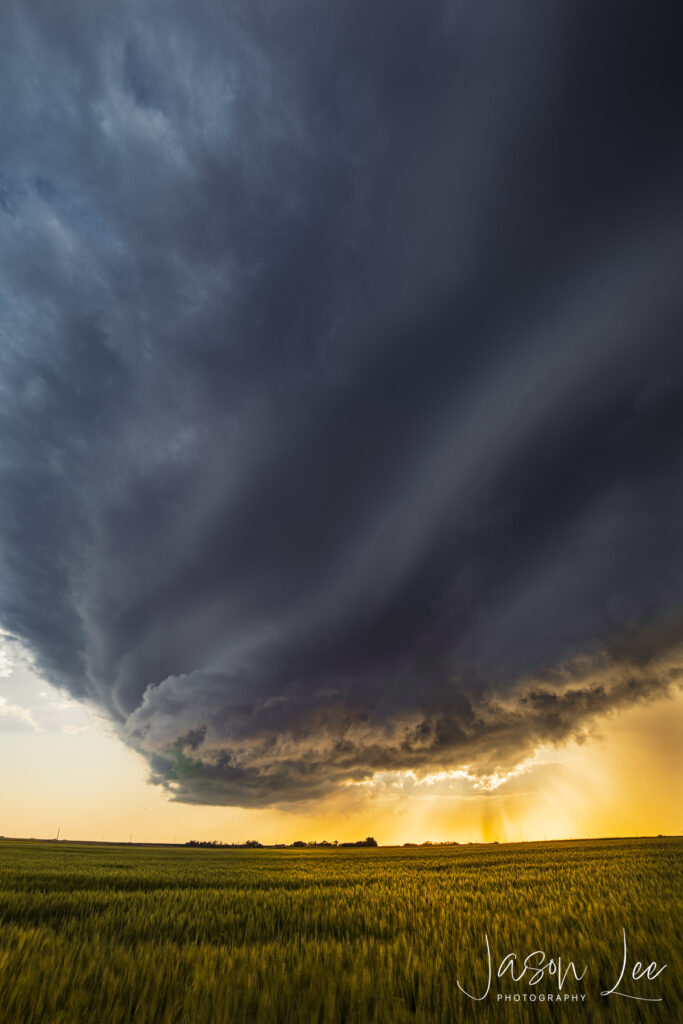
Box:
xmin=1 ymin=1 xmax=682 ymax=805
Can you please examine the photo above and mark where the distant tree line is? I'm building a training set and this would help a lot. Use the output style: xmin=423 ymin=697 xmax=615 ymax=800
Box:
xmin=184 ymin=836 xmax=378 ymax=849
xmin=185 ymin=840 xmax=264 ymax=848
xmin=291 ymin=837 xmax=378 ymax=848
xmin=403 ymin=841 xmax=461 ymax=847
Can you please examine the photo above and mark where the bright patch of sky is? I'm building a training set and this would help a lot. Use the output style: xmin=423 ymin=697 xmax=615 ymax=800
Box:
xmin=0 ymin=628 xmax=103 ymax=737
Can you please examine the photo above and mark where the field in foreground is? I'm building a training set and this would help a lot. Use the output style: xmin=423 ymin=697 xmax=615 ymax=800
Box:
xmin=0 ymin=837 xmax=680 ymax=1023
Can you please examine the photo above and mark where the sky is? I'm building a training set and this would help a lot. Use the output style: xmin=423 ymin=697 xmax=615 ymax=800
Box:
xmin=1 ymin=1 xmax=682 ymax=843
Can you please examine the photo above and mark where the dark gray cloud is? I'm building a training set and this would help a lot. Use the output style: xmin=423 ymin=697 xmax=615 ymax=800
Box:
xmin=1 ymin=0 xmax=682 ymax=804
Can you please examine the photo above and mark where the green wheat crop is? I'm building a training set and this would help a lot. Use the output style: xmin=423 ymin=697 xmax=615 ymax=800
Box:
xmin=0 ymin=836 xmax=680 ymax=1023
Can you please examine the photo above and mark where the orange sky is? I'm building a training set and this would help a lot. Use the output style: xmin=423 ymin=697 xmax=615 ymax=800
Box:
xmin=1 ymin=641 xmax=681 ymax=845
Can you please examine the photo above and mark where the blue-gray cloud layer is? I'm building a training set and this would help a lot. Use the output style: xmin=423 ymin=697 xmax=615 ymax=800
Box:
xmin=1 ymin=1 xmax=682 ymax=804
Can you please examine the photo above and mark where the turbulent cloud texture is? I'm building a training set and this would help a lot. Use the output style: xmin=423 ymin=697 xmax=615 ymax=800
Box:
xmin=1 ymin=1 xmax=682 ymax=804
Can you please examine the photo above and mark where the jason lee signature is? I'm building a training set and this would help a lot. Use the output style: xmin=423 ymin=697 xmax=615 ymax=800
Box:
xmin=457 ymin=929 xmax=668 ymax=1003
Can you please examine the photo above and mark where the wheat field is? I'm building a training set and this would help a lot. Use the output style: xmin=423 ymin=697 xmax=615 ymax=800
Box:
xmin=0 ymin=836 xmax=679 ymax=1023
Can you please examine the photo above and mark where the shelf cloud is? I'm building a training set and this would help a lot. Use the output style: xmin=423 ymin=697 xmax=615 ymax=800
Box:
xmin=1 ymin=1 xmax=682 ymax=804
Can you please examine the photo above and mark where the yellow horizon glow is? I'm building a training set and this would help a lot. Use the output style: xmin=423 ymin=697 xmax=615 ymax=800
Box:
xmin=1 ymin=627 xmax=681 ymax=846
xmin=1 ymin=659 xmax=681 ymax=846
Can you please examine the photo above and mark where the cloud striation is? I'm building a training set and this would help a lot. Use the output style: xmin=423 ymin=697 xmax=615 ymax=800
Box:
xmin=1 ymin=0 xmax=682 ymax=804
